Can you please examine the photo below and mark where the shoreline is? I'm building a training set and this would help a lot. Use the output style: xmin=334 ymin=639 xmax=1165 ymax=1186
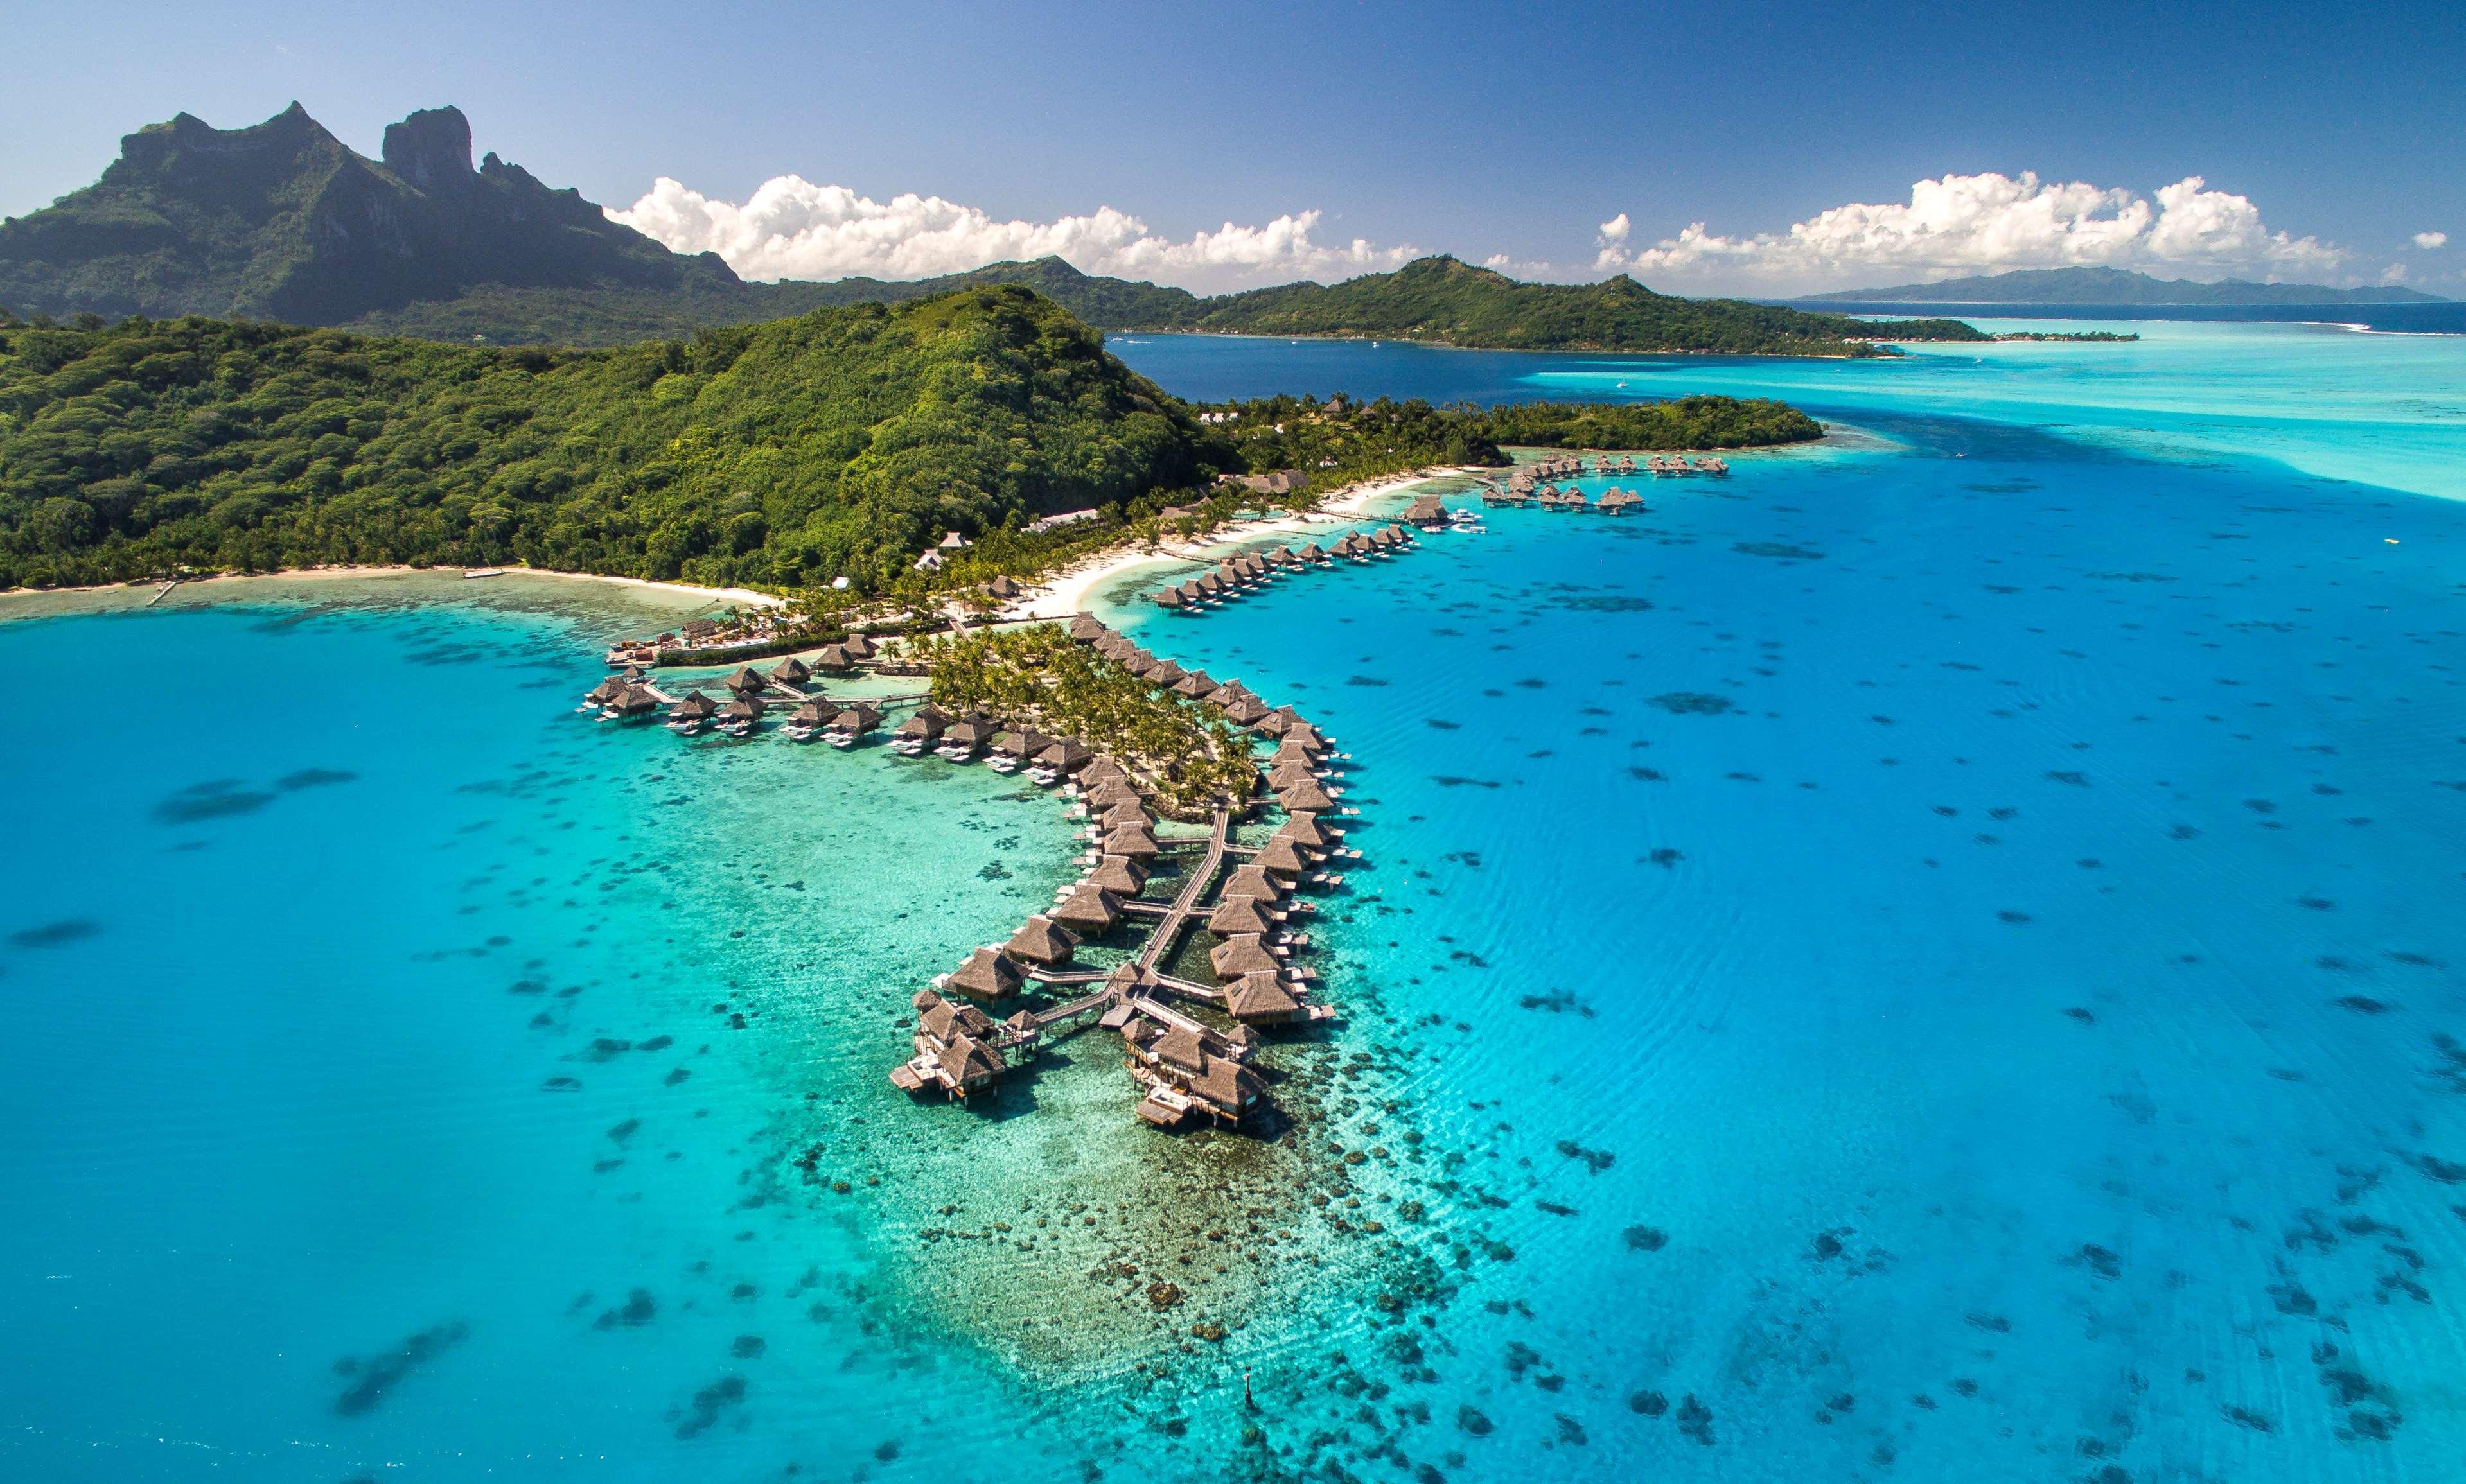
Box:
xmin=1013 ymin=469 xmax=1463 ymax=621
xmin=0 ymin=562 xmax=785 ymax=619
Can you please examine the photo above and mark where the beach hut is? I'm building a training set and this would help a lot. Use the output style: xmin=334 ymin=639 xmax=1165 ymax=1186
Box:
xmin=773 ymin=656 xmax=813 ymax=688
xmin=1206 ymin=895 xmax=1278 ymax=936
xmin=1052 ymin=884 xmax=1122 ymax=934
xmin=1069 ymin=615 xmax=1107 ymax=642
xmin=1005 ymin=914 xmax=1079 ymax=968
xmin=1225 ymin=970 xmax=1304 ymax=1026
xmin=946 ymin=947 xmax=1025 ymax=1002
xmin=985 ymin=574 xmax=1024 ymax=600
xmin=1089 ymin=855 xmax=1148 ymax=896
xmin=1278 ymin=780 xmax=1337 ymax=814
xmin=720 ymin=665 xmax=764 ymax=695
xmin=1210 ymin=934 xmax=1281 ymax=979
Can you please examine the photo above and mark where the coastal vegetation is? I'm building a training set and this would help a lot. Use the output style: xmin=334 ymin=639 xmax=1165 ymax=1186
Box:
xmin=918 ymin=625 xmax=1255 ymax=816
xmin=0 ymin=296 xmax=1829 ymax=593
xmin=1803 ymin=265 xmax=2450 ymax=306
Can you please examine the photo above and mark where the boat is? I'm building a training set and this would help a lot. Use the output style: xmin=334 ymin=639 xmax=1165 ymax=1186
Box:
xmin=462 ymin=567 xmax=504 ymax=579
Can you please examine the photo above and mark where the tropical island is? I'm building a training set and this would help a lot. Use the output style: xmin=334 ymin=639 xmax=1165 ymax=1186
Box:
xmin=1 ymin=102 xmax=1986 ymax=356
xmin=0 ymin=291 xmax=1824 ymax=593
xmin=1801 ymin=265 xmax=2449 ymax=306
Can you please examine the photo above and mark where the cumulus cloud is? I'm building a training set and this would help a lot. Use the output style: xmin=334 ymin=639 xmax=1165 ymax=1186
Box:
xmin=610 ymin=175 xmax=1416 ymax=291
xmin=2415 ymin=231 xmax=2448 ymax=250
xmin=1595 ymin=173 xmax=2348 ymax=292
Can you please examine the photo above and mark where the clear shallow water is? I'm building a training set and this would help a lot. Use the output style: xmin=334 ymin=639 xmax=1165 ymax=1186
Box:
xmin=1110 ymin=320 xmax=2466 ymax=503
xmin=6 ymin=326 xmax=2466 ymax=1483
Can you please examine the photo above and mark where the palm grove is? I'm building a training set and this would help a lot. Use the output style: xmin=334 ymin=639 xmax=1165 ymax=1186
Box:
xmin=0 ymin=289 xmax=1822 ymax=593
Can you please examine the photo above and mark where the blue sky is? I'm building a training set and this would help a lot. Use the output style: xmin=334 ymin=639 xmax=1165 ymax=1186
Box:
xmin=8 ymin=0 xmax=2462 ymax=293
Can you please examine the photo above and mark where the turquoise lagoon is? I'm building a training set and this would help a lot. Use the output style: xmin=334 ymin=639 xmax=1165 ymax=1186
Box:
xmin=4 ymin=322 xmax=2465 ymax=1482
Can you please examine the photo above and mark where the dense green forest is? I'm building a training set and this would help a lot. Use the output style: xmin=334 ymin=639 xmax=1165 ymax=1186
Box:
xmin=0 ymin=291 xmax=1831 ymax=593
xmin=1177 ymin=256 xmax=1986 ymax=353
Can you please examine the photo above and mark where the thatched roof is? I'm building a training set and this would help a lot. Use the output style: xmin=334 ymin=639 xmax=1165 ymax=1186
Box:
xmin=719 ymin=695 xmax=766 ymax=722
xmin=1222 ymin=865 xmax=1287 ymax=901
xmin=1278 ymin=780 xmax=1337 ymax=813
xmin=985 ymin=575 xmax=1024 ymax=599
xmin=944 ymin=718 xmax=993 ymax=746
xmin=725 ymin=665 xmax=767 ymax=694
xmin=1146 ymin=660 xmax=1188 ymax=688
xmin=1154 ymin=588 xmax=1186 ymax=608
xmin=612 ymin=685 xmax=660 ymax=715
xmin=1220 ymin=695 xmax=1269 ymax=726
xmin=1405 ymin=494 xmax=1447 ymax=524
xmin=894 ymin=710 xmax=946 ymax=739
xmin=1103 ymin=826 xmax=1161 ymax=859
xmin=773 ymin=656 xmax=812 ymax=686
xmin=1171 ymin=673 xmax=1212 ymax=699
xmin=1210 ymin=934 xmax=1280 ymax=977
xmin=935 ymin=1033 xmax=1004 ymax=1087
xmin=1206 ymin=896 xmax=1276 ymax=936
xmin=671 ymin=690 xmax=719 ymax=720
xmin=1099 ymin=802 xmax=1153 ymax=833
xmin=1005 ymin=914 xmax=1078 ymax=968
xmin=829 ymin=704 xmax=879 ymax=733
xmin=791 ymin=700 xmax=831 ymax=725
xmin=1271 ymin=739 xmax=1321 ymax=765
xmin=1089 ymin=855 xmax=1147 ymax=895
xmin=585 ymin=677 xmax=624 ymax=705
xmin=1086 ymin=780 xmax=1144 ymax=810
xmin=920 ymin=994 xmax=999 ymax=1044
xmin=1267 ymin=761 xmax=1318 ymax=791
xmin=1283 ymin=723 xmax=1326 ymax=750
xmin=1226 ymin=970 xmax=1303 ymax=1024
xmin=1036 ymin=737 xmax=1094 ymax=771
xmin=1052 ymin=883 xmax=1122 ymax=932
xmin=1299 ymin=543 xmax=1328 ymax=561
xmin=1068 ymin=614 xmax=1107 ymax=642
xmin=1080 ymin=757 xmax=1129 ymax=787
xmin=816 ymin=643 xmax=858 ymax=670
xmin=1188 ymin=1055 xmax=1263 ymax=1115
xmin=1253 ymin=836 xmax=1311 ymax=875
xmin=843 ymin=632 xmax=878 ymax=659
xmin=1150 ymin=1025 xmax=1209 ymax=1073
xmin=1276 ymin=812 xmax=1333 ymax=849
xmin=947 ymin=947 xmax=1024 ymax=1001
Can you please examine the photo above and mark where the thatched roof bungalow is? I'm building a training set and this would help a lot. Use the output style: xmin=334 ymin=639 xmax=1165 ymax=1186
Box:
xmin=1103 ymin=826 xmax=1161 ymax=859
xmin=1036 ymin=737 xmax=1095 ymax=773
xmin=1276 ymin=812 xmax=1335 ymax=850
xmin=1068 ymin=614 xmax=1107 ymax=642
xmin=946 ymin=947 xmax=1025 ymax=1002
xmin=670 ymin=690 xmax=719 ymax=721
xmin=1210 ymin=935 xmax=1281 ymax=978
xmin=725 ymin=665 xmax=768 ymax=695
xmin=773 ymin=656 xmax=813 ymax=688
xmin=1278 ymin=780 xmax=1338 ymax=813
xmin=1005 ymin=914 xmax=1078 ymax=968
xmin=1225 ymin=970 xmax=1303 ymax=1025
xmin=1221 ymin=865 xmax=1287 ymax=902
xmin=1206 ymin=896 xmax=1278 ymax=936
xmin=1089 ymin=855 xmax=1148 ymax=895
xmin=1052 ymin=884 xmax=1122 ymax=933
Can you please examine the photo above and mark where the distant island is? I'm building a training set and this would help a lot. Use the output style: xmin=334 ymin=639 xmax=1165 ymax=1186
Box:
xmin=1801 ymin=265 xmax=2449 ymax=306
xmin=0 ymin=290 xmax=1824 ymax=593
xmin=1 ymin=103 xmax=1985 ymax=356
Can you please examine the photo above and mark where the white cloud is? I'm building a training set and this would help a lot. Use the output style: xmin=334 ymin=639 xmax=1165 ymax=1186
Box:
xmin=1596 ymin=173 xmax=2349 ymax=292
xmin=2415 ymin=231 xmax=2448 ymax=250
xmin=610 ymin=175 xmax=1415 ymax=292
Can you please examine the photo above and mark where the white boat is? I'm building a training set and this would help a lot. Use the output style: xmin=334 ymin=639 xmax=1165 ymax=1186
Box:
xmin=463 ymin=567 xmax=504 ymax=579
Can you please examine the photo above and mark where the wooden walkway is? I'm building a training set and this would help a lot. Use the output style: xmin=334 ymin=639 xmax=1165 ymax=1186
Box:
xmin=1134 ymin=808 xmax=1232 ymax=975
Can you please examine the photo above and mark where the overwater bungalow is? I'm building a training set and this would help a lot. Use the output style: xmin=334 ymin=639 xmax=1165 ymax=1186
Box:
xmin=1210 ymin=934 xmax=1282 ymax=978
xmin=1089 ymin=854 xmax=1148 ymax=896
xmin=1098 ymin=805 xmax=1154 ymax=839
xmin=1103 ymin=825 xmax=1161 ymax=859
xmin=784 ymin=699 xmax=834 ymax=742
xmin=1270 ymin=736 xmax=1322 ymax=765
xmin=582 ymin=676 xmax=626 ymax=711
xmin=603 ymin=684 xmax=662 ymax=721
xmin=1030 ymin=737 xmax=1093 ymax=785
xmin=1172 ymin=670 xmax=1215 ymax=700
xmin=719 ymin=664 xmax=764 ymax=696
xmin=1267 ymin=762 xmax=1320 ymax=795
xmin=1069 ymin=614 xmax=1107 ymax=642
xmin=844 ymin=632 xmax=880 ymax=661
xmin=667 ymin=690 xmax=719 ymax=735
xmin=1005 ymin=914 xmax=1079 ymax=968
xmin=1299 ymin=542 xmax=1330 ymax=564
xmin=719 ymin=695 xmax=766 ymax=737
xmin=1221 ymin=864 xmax=1289 ymax=902
xmin=1220 ymin=694 xmax=1270 ymax=726
xmin=1084 ymin=778 xmax=1144 ymax=812
xmin=1052 ymin=883 xmax=1123 ymax=933
xmin=1080 ymin=756 xmax=1131 ymax=789
xmin=813 ymin=643 xmax=857 ymax=672
xmin=892 ymin=707 xmax=948 ymax=755
xmin=1599 ymin=489 xmax=1643 ymax=515
xmin=1253 ymin=836 xmax=1313 ymax=877
xmin=1279 ymin=780 xmax=1338 ymax=812
xmin=773 ymin=656 xmax=813 ymax=688
xmin=1146 ymin=659 xmax=1189 ymax=689
xmin=987 ymin=729 xmax=1050 ymax=775
xmin=1154 ymin=587 xmax=1186 ymax=610
xmin=1206 ymin=895 xmax=1280 ymax=936
xmin=938 ymin=717 xmax=995 ymax=760
xmin=1404 ymin=494 xmax=1448 ymax=528
xmin=1254 ymin=706 xmax=1301 ymax=738
xmin=1225 ymin=969 xmax=1305 ymax=1026
xmin=1283 ymin=721 xmax=1327 ymax=751
xmin=825 ymin=703 xmax=880 ymax=747
xmin=944 ymin=946 xmax=1025 ymax=1002
xmin=1277 ymin=812 xmax=1336 ymax=850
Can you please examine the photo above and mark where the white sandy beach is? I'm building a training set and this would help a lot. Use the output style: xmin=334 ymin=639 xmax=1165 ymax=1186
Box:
xmin=0 ymin=561 xmax=784 ymax=620
xmin=1012 ymin=469 xmax=1467 ymax=621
